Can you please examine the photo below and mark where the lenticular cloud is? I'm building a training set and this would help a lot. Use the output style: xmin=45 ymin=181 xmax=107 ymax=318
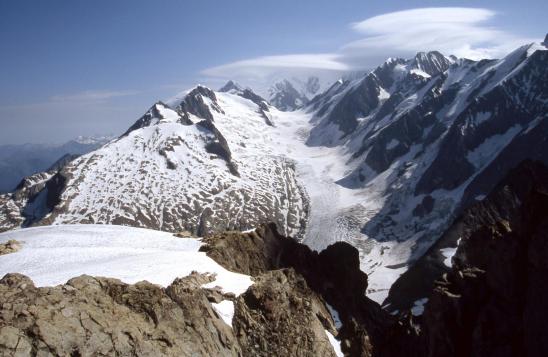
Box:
xmin=202 ymin=7 xmax=538 ymax=82
xmin=343 ymin=7 xmax=530 ymax=63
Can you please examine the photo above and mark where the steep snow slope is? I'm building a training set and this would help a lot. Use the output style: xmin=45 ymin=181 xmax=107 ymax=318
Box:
xmin=0 ymin=88 xmax=307 ymax=238
xmin=0 ymin=224 xmax=252 ymax=295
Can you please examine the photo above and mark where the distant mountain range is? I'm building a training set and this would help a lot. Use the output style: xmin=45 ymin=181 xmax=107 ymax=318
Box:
xmin=0 ymin=136 xmax=112 ymax=193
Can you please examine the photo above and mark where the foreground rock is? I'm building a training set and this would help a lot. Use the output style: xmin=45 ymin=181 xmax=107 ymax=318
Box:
xmin=0 ymin=269 xmax=345 ymax=357
xmin=421 ymin=160 xmax=548 ymax=357
xmin=0 ymin=273 xmax=240 ymax=356
xmin=234 ymin=269 xmax=338 ymax=357
xmin=201 ymin=225 xmax=394 ymax=356
xmin=0 ymin=223 xmax=384 ymax=356
xmin=0 ymin=240 xmax=21 ymax=256
xmin=381 ymin=161 xmax=548 ymax=357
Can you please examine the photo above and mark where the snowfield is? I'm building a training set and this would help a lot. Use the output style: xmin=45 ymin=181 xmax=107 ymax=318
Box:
xmin=0 ymin=224 xmax=253 ymax=296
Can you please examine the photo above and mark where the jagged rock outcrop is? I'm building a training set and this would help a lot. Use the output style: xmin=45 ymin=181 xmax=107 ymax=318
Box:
xmin=269 ymin=79 xmax=308 ymax=111
xmin=123 ymin=101 xmax=194 ymax=137
xmin=381 ymin=161 xmax=548 ymax=357
xmin=234 ymin=268 xmax=338 ymax=357
xmin=0 ymin=167 xmax=70 ymax=233
xmin=196 ymin=119 xmax=239 ymax=176
xmin=0 ymin=273 xmax=241 ymax=356
xmin=0 ymin=231 xmax=354 ymax=356
xmin=175 ymin=85 xmax=224 ymax=122
xmin=201 ymin=224 xmax=394 ymax=356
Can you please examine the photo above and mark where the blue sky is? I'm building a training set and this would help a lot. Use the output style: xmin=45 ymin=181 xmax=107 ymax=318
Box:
xmin=0 ymin=0 xmax=545 ymax=144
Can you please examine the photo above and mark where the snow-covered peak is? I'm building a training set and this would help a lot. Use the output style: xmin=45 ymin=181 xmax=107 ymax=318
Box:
xmin=72 ymin=135 xmax=114 ymax=145
xmin=217 ymin=81 xmax=270 ymax=111
xmin=409 ymin=51 xmax=454 ymax=76
xmin=0 ymin=84 xmax=307 ymax=237
xmin=122 ymin=101 xmax=187 ymax=136
xmin=219 ymin=80 xmax=244 ymax=93
xmin=267 ymin=76 xmax=336 ymax=111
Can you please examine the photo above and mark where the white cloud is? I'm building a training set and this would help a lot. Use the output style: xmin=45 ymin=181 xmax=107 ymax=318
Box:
xmin=351 ymin=8 xmax=494 ymax=33
xmin=342 ymin=7 xmax=534 ymax=64
xmin=202 ymin=54 xmax=349 ymax=81
xmin=202 ymin=7 xmax=538 ymax=85
xmin=50 ymin=89 xmax=140 ymax=103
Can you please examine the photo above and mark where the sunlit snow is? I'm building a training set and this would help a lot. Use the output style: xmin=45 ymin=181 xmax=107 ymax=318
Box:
xmin=0 ymin=224 xmax=252 ymax=295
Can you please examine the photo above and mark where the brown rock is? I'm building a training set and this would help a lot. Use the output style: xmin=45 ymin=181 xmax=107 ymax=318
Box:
xmin=201 ymin=223 xmax=393 ymax=356
xmin=0 ymin=273 xmax=241 ymax=356
xmin=233 ymin=268 xmax=338 ymax=357
xmin=0 ymin=240 xmax=22 ymax=256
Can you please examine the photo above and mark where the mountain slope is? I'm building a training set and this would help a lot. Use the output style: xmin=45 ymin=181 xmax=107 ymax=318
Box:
xmin=0 ymin=87 xmax=307 ymax=237
xmin=302 ymin=42 xmax=548 ymax=302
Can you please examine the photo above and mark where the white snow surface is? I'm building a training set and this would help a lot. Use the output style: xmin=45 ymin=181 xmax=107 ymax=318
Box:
xmin=325 ymin=330 xmax=344 ymax=357
xmin=0 ymin=224 xmax=253 ymax=295
xmin=467 ymin=125 xmax=522 ymax=168
xmin=440 ymin=247 xmax=457 ymax=268
xmin=211 ymin=300 xmax=235 ymax=327
xmin=440 ymin=238 xmax=461 ymax=268
xmin=37 ymin=95 xmax=306 ymax=237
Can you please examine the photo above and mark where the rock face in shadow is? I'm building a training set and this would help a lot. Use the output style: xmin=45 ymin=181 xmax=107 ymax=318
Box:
xmin=421 ymin=160 xmax=548 ymax=357
xmin=196 ymin=119 xmax=239 ymax=176
xmin=383 ymin=160 xmax=548 ymax=357
xmin=175 ymin=85 xmax=224 ymax=122
xmin=387 ymin=159 xmax=548 ymax=312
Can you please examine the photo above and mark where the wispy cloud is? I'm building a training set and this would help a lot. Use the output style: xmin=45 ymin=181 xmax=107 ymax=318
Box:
xmin=203 ymin=53 xmax=349 ymax=79
xmin=202 ymin=7 xmax=538 ymax=84
xmin=49 ymin=89 xmax=140 ymax=103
